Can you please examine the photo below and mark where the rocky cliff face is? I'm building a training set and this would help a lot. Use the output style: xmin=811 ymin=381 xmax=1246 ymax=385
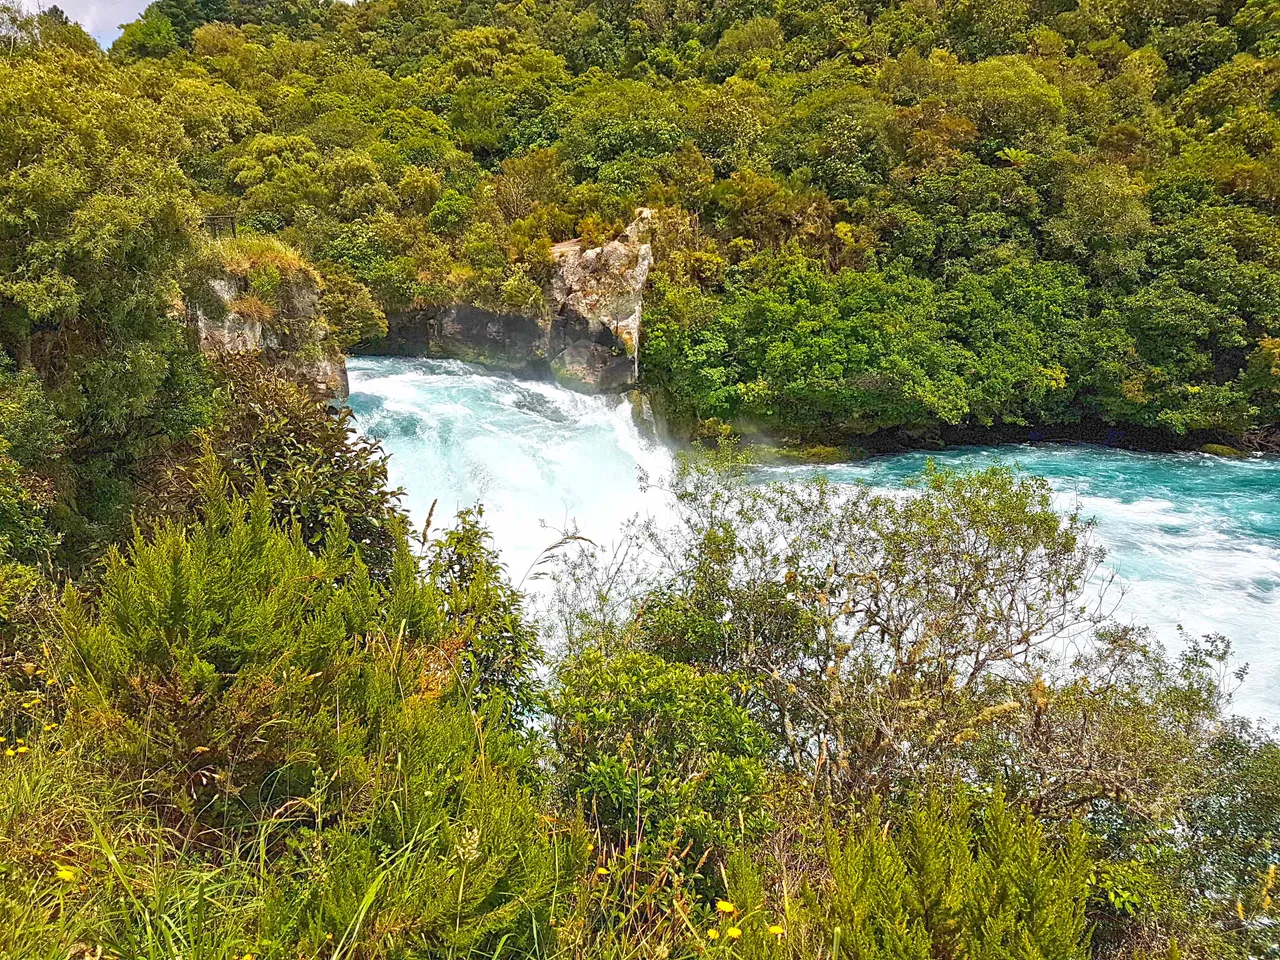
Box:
xmin=188 ymin=273 xmax=350 ymax=401
xmin=375 ymin=210 xmax=653 ymax=393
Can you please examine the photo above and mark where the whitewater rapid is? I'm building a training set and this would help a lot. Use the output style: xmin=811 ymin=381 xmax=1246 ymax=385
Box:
xmin=347 ymin=357 xmax=1280 ymax=722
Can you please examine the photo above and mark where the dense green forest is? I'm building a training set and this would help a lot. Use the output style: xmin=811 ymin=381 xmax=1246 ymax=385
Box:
xmin=7 ymin=0 xmax=1280 ymax=452
xmin=2 ymin=0 xmax=1280 ymax=957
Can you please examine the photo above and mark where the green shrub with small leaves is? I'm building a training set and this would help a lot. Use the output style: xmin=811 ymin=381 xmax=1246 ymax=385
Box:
xmin=549 ymin=648 xmax=772 ymax=871
xmin=816 ymin=791 xmax=1092 ymax=960
xmin=58 ymin=461 xmax=533 ymax=826
xmin=196 ymin=352 xmax=406 ymax=578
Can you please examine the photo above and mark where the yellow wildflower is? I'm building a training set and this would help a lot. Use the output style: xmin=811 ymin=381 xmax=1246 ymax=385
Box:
xmin=715 ymin=900 xmax=736 ymax=915
xmin=56 ymin=866 xmax=76 ymax=883
xmin=43 ymin=723 xmax=57 ymax=732
xmin=16 ymin=746 xmax=29 ymax=754
xmin=706 ymin=930 xmax=719 ymax=940
xmin=726 ymin=927 xmax=741 ymax=940
xmin=4 ymin=749 xmax=13 ymax=758
xmin=596 ymin=866 xmax=610 ymax=876
xmin=768 ymin=924 xmax=785 ymax=936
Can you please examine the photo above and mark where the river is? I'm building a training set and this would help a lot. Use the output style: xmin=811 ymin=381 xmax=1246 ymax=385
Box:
xmin=346 ymin=356 xmax=1280 ymax=722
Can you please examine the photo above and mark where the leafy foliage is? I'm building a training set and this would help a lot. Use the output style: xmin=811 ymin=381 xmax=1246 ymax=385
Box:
xmin=59 ymin=459 xmax=536 ymax=823
xmin=817 ymin=791 xmax=1091 ymax=960
xmin=596 ymin=454 xmax=1115 ymax=802
xmin=61 ymin=468 xmax=417 ymax=820
xmin=1 ymin=2 xmax=1279 ymax=957
xmin=550 ymin=648 xmax=771 ymax=866
xmin=7 ymin=0 xmax=1279 ymax=447
xmin=0 ymin=30 xmax=214 ymax=553
xmin=194 ymin=353 xmax=405 ymax=577
xmin=545 ymin=449 xmax=1273 ymax=957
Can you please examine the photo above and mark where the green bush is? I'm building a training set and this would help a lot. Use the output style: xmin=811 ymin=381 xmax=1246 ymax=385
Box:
xmin=195 ymin=353 xmax=406 ymax=578
xmin=252 ymin=693 xmax=581 ymax=957
xmin=428 ymin=507 xmax=541 ymax=721
xmin=549 ymin=648 xmax=771 ymax=868
xmin=815 ymin=791 xmax=1092 ymax=960
xmin=57 ymin=464 xmax=526 ymax=824
xmin=318 ymin=272 xmax=388 ymax=348
xmin=0 ymin=678 xmax=581 ymax=960
xmin=0 ymin=440 xmax=56 ymax=566
xmin=0 ymin=361 xmax=65 ymax=477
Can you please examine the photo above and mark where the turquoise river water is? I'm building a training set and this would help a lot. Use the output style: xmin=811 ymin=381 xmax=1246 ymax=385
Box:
xmin=347 ymin=356 xmax=1280 ymax=722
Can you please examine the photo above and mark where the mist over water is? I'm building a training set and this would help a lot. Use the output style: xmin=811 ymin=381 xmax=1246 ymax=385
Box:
xmin=347 ymin=356 xmax=1280 ymax=722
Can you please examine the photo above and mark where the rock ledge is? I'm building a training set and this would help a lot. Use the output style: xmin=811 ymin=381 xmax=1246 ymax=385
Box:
xmin=376 ymin=210 xmax=653 ymax=393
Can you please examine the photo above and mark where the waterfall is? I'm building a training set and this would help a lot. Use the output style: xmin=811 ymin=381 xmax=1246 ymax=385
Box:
xmin=346 ymin=357 xmax=674 ymax=584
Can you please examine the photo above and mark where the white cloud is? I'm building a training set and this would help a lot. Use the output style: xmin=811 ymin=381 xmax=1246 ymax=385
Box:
xmin=19 ymin=0 xmax=148 ymax=43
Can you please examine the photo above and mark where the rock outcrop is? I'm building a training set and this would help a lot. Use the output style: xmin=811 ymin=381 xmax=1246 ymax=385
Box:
xmin=375 ymin=210 xmax=653 ymax=393
xmin=549 ymin=210 xmax=653 ymax=370
xmin=187 ymin=257 xmax=349 ymax=401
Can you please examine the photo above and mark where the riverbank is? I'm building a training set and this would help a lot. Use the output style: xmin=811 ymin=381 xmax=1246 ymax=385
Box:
xmin=733 ymin=417 xmax=1255 ymax=464
xmin=349 ymin=339 xmax=1258 ymax=460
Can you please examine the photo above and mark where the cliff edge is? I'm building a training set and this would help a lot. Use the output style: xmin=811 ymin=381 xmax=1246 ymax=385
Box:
xmin=374 ymin=210 xmax=653 ymax=393
xmin=186 ymin=238 xmax=350 ymax=401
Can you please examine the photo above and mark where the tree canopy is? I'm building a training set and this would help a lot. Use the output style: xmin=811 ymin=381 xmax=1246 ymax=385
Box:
xmin=5 ymin=0 xmax=1280 ymax=463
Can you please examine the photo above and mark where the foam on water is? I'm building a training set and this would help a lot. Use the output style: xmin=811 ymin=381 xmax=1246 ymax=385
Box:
xmin=346 ymin=357 xmax=672 ymax=586
xmin=348 ymin=357 xmax=1280 ymax=721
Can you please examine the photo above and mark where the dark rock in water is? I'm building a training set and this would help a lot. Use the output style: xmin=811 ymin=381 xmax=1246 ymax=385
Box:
xmin=376 ymin=303 xmax=549 ymax=374
xmin=513 ymin=392 xmax=570 ymax=423
xmin=368 ymin=211 xmax=653 ymax=394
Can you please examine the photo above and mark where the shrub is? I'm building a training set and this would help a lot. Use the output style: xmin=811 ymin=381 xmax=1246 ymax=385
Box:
xmin=258 ymin=694 xmax=581 ymax=957
xmin=318 ymin=272 xmax=387 ymax=348
xmin=57 ymin=465 xmax=529 ymax=825
xmin=616 ymin=455 xmax=1107 ymax=803
xmin=549 ymin=648 xmax=771 ymax=869
xmin=429 ymin=508 xmax=541 ymax=721
xmin=0 ymin=670 xmax=580 ymax=960
xmin=0 ymin=440 xmax=56 ymax=566
xmin=427 ymin=188 xmax=473 ymax=234
xmin=194 ymin=353 xmax=405 ymax=578
xmin=813 ymin=791 xmax=1092 ymax=960
xmin=0 ymin=361 xmax=66 ymax=477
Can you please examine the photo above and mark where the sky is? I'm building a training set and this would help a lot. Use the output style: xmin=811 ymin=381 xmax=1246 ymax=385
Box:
xmin=20 ymin=0 xmax=143 ymax=44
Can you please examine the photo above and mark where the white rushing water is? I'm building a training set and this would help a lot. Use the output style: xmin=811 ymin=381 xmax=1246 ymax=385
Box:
xmin=346 ymin=357 xmax=673 ymax=584
xmin=347 ymin=357 xmax=1280 ymax=722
